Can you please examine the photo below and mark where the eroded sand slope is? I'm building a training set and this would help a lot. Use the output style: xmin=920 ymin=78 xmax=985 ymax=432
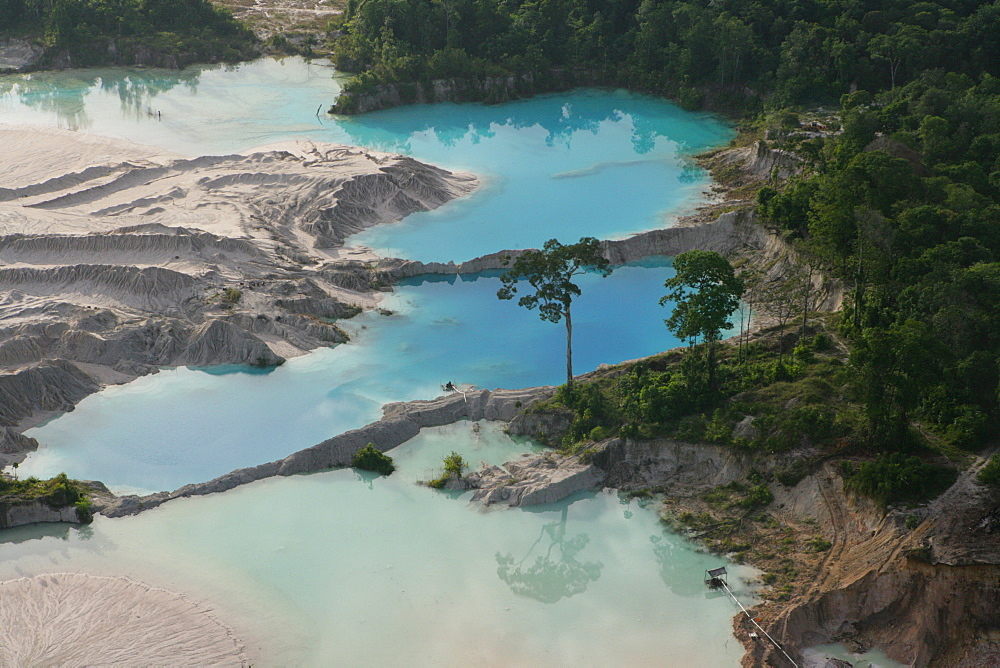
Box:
xmin=0 ymin=125 xmax=476 ymax=458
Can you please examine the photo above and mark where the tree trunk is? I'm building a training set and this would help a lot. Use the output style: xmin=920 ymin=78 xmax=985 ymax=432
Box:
xmin=708 ymin=338 xmax=717 ymax=390
xmin=800 ymin=270 xmax=811 ymax=339
xmin=565 ymin=305 xmax=574 ymax=387
xmin=738 ymin=306 xmax=745 ymax=366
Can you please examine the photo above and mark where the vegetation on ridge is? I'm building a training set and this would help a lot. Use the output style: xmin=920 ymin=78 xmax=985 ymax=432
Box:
xmin=0 ymin=472 xmax=94 ymax=523
xmin=0 ymin=0 xmax=257 ymax=66
xmin=330 ymin=0 xmax=1000 ymax=112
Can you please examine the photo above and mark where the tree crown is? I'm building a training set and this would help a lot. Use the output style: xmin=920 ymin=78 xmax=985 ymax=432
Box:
xmin=497 ymin=237 xmax=611 ymax=323
xmin=661 ymin=250 xmax=743 ymax=343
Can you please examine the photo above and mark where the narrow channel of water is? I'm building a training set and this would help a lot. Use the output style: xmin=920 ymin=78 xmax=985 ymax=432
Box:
xmin=23 ymin=260 xmax=687 ymax=493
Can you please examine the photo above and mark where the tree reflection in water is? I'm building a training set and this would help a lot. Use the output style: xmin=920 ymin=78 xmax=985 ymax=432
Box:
xmin=496 ymin=506 xmax=602 ymax=603
xmin=0 ymin=67 xmax=201 ymax=130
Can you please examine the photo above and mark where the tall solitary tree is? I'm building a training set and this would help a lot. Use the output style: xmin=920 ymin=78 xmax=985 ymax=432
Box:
xmin=661 ymin=250 xmax=743 ymax=389
xmin=497 ymin=237 xmax=612 ymax=388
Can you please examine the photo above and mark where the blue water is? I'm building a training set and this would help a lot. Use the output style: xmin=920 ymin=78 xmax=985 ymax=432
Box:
xmin=0 ymin=58 xmax=731 ymax=263
xmin=0 ymin=426 xmax=757 ymax=666
xmin=340 ymin=91 xmax=731 ymax=261
xmin=24 ymin=259 xmax=685 ymax=492
xmin=1 ymin=58 xmax=756 ymax=666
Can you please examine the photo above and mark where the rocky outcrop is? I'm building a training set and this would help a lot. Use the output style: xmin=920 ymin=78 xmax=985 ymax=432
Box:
xmin=0 ymin=428 xmax=38 ymax=456
xmin=712 ymin=141 xmax=805 ymax=182
xmin=305 ymin=158 xmax=477 ymax=247
xmin=0 ymin=265 xmax=198 ymax=314
xmin=0 ymin=360 xmax=100 ymax=429
xmin=0 ymin=500 xmax=81 ymax=528
xmin=175 ymin=320 xmax=282 ymax=367
xmin=742 ymin=456 xmax=1000 ymax=667
xmin=468 ymin=453 xmax=604 ymax=506
xmin=0 ymin=37 xmax=44 ymax=72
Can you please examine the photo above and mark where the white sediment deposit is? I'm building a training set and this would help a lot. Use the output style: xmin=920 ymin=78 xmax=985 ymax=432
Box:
xmin=0 ymin=125 xmax=476 ymax=457
xmin=0 ymin=573 xmax=246 ymax=666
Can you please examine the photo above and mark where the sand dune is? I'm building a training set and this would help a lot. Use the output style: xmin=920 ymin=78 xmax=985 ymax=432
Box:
xmin=0 ymin=124 xmax=476 ymax=446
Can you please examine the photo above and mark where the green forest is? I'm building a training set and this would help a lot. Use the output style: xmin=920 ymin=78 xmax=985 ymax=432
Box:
xmin=330 ymin=0 xmax=1000 ymax=503
xmin=0 ymin=0 xmax=256 ymax=64
xmin=332 ymin=0 xmax=1000 ymax=110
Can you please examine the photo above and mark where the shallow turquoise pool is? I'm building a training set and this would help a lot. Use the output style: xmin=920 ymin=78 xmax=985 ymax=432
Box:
xmin=2 ymin=422 xmax=757 ymax=667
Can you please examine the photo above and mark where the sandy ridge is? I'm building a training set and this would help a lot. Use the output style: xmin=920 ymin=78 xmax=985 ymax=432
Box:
xmin=0 ymin=125 xmax=476 ymax=453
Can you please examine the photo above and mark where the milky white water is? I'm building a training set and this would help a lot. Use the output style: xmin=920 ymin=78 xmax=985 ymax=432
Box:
xmin=1 ymin=423 xmax=757 ymax=666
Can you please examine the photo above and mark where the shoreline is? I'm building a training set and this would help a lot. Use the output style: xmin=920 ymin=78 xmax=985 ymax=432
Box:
xmin=0 ymin=113 xmax=856 ymax=666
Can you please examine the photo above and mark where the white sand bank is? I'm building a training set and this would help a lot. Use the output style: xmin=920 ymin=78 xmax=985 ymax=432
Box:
xmin=0 ymin=124 xmax=476 ymax=438
xmin=0 ymin=572 xmax=246 ymax=666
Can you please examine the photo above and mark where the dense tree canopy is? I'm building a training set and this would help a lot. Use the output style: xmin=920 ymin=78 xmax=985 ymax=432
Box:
xmin=758 ymin=71 xmax=1000 ymax=449
xmin=333 ymin=0 xmax=1000 ymax=111
xmin=0 ymin=0 xmax=255 ymax=63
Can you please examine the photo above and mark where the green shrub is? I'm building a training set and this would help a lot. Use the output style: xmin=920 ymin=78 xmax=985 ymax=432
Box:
xmin=427 ymin=452 xmax=466 ymax=488
xmin=977 ymin=455 xmax=1000 ymax=489
xmin=221 ymin=287 xmax=242 ymax=307
xmin=737 ymin=484 xmax=774 ymax=508
xmin=843 ymin=453 xmax=955 ymax=506
xmin=589 ymin=426 xmax=610 ymax=441
xmin=75 ymin=499 xmax=93 ymax=523
xmin=443 ymin=452 xmax=465 ymax=476
xmin=812 ymin=333 xmax=832 ymax=351
xmin=806 ymin=537 xmax=832 ymax=552
xmin=350 ymin=443 xmax=395 ymax=476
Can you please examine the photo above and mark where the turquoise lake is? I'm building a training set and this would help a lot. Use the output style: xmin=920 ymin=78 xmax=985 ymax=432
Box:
xmin=23 ymin=259 xmax=697 ymax=493
xmin=1 ymin=422 xmax=757 ymax=667
xmin=0 ymin=57 xmax=731 ymax=262
xmin=0 ymin=57 xmax=756 ymax=665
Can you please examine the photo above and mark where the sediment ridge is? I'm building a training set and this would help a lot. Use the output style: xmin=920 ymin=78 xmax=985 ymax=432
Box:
xmin=0 ymin=125 xmax=476 ymax=458
xmin=94 ymin=386 xmax=554 ymax=517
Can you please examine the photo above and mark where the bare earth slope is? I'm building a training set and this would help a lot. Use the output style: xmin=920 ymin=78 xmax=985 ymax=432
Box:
xmin=0 ymin=125 xmax=476 ymax=459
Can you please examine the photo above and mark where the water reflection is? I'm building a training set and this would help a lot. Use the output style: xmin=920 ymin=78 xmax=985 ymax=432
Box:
xmin=97 ymin=69 xmax=200 ymax=121
xmin=650 ymin=532 xmax=710 ymax=598
xmin=342 ymin=94 xmax=698 ymax=157
xmin=0 ymin=67 xmax=201 ymax=130
xmin=0 ymin=521 xmax=94 ymax=545
xmin=496 ymin=506 xmax=603 ymax=603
